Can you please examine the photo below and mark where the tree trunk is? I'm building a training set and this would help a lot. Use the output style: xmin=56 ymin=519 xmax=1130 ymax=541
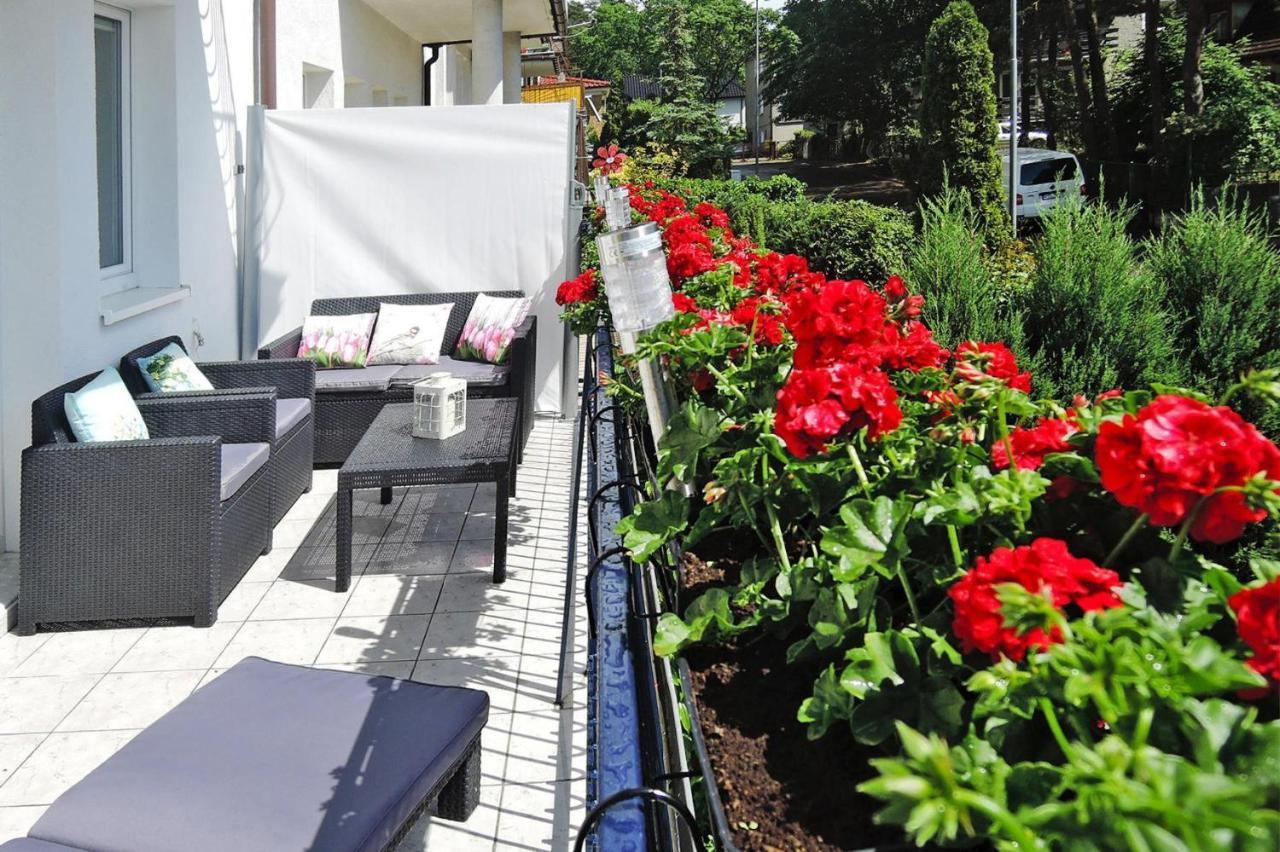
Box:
xmin=1145 ymin=0 xmax=1163 ymax=160
xmin=1183 ymin=0 xmax=1206 ymax=116
xmin=1039 ymin=7 xmax=1060 ymax=150
xmin=1061 ymin=0 xmax=1097 ymax=159
xmin=1081 ymin=0 xmax=1118 ymax=159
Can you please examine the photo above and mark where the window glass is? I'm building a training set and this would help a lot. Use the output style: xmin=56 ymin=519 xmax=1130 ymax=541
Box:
xmin=1020 ymin=157 xmax=1077 ymax=186
xmin=94 ymin=13 xmax=126 ymax=269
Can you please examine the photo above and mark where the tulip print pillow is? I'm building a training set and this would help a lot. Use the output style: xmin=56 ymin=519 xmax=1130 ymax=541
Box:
xmin=135 ymin=342 xmax=215 ymax=393
xmin=455 ymin=295 xmax=531 ymax=365
xmin=366 ymin=302 xmax=455 ymax=366
xmin=296 ymin=312 xmax=377 ymax=368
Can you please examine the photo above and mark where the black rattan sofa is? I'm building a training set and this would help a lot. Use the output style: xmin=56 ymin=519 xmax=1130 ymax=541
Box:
xmin=16 ymin=373 xmax=276 ymax=634
xmin=257 ymin=292 xmax=536 ymax=465
xmin=119 ymin=337 xmax=315 ymax=526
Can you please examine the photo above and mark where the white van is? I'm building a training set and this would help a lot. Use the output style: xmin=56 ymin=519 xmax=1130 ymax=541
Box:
xmin=1000 ymin=149 xmax=1086 ymax=219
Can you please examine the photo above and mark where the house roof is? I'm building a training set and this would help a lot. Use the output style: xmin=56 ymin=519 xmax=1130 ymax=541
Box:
xmin=619 ymin=74 xmax=745 ymax=101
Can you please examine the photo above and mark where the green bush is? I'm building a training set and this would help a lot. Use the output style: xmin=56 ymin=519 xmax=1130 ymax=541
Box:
xmin=1145 ymin=190 xmax=1280 ymax=431
xmin=906 ymin=186 xmax=1023 ymax=349
xmin=739 ymin=174 xmax=807 ymax=202
xmin=762 ymin=199 xmax=913 ymax=283
xmin=917 ymin=1 xmax=1005 ymax=231
xmin=1021 ymin=200 xmax=1181 ymax=399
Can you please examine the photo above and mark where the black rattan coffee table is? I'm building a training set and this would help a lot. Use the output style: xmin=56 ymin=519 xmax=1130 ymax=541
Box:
xmin=335 ymin=399 xmax=518 ymax=591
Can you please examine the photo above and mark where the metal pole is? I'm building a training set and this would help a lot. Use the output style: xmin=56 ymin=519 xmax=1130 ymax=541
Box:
xmin=754 ymin=0 xmax=760 ymax=176
xmin=1009 ymin=0 xmax=1019 ymax=238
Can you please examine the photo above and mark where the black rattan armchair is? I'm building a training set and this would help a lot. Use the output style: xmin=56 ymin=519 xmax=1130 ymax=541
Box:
xmin=257 ymin=292 xmax=535 ymax=465
xmin=15 ymin=372 xmax=277 ymax=634
xmin=119 ymin=337 xmax=315 ymax=526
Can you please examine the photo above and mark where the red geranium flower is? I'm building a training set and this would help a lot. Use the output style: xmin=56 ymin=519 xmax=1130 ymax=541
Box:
xmin=593 ymin=144 xmax=627 ymax=175
xmin=694 ymin=201 xmax=731 ymax=230
xmin=783 ymin=278 xmax=890 ymax=370
xmin=730 ymin=296 xmax=784 ymax=346
xmin=879 ymin=321 xmax=950 ymax=372
xmin=991 ymin=417 xmax=1079 ymax=471
xmin=949 ymin=538 xmax=1124 ymax=661
xmin=882 ymin=275 xmax=924 ymax=320
xmin=555 ymin=268 xmax=597 ymax=306
xmin=955 ymin=342 xmax=1032 ymax=393
xmin=774 ymin=363 xmax=902 ymax=458
xmin=672 ymin=292 xmax=699 ymax=313
xmin=1229 ymin=579 xmax=1280 ymax=696
xmin=1095 ymin=395 xmax=1280 ymax=544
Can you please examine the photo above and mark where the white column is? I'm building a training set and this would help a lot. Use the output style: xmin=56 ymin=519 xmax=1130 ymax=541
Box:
xmin=471 ymin=0 xmax=504 ymax=105
xmin=502 ymin=31 xmax=522 ymax=104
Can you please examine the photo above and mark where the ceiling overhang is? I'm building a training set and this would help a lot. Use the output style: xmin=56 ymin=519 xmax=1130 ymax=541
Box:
xmin=363 ymin=0 xmax=559 ymax=44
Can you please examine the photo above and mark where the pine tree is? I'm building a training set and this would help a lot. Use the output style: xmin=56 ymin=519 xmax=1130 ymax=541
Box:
xmin=918 ymin=1 xmax=1006 ymax=232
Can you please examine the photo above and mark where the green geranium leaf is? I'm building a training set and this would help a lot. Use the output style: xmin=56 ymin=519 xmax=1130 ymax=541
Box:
xmin=821 ymin=496 xmax=908 ymax=580
xmin=657 ymin=402 xmax=723 ymax=483
xmin=798 ymin=664 xmax=854 ymax=740
xmin=1040 ymin=451 xmax=1100 ymax=484
xmin=616 ymin=491 xmax=689 ymax=562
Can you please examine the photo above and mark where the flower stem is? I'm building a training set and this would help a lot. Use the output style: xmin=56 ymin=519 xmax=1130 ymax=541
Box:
xmin=1103 ymin=512 xmax=1149 ymax=567
xmin=895 ymin=560 xmax=923 ymax=626
xmin=1169 ymin=496 xmax=1211 ymax=561
xmin=996 ymin=394 xmax=1016 ymax=472
xmin=1038 ymin=697 xmax=1076 ymax=762
xmin=763 ymin=500 xmax=793 ymax=574
xmin=947 ymin=525 xmax=964 ymax=571
xmin=954 ymin=790 xmax=1042 ymax=850
xmin=705 ymin=364 xmax=746 ymax=404
xmin=846 ymin=444 xmax=872 ymax=498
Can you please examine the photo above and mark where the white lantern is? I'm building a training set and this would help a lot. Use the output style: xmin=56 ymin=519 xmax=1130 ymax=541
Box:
xmin=412 ymin=374 xmax=467 ymax=439
xmin=595 ymin=221 xmax=676 ymax=347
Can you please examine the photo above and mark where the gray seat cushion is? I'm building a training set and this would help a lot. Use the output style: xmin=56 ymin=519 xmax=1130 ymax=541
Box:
xmin=313 ymin=365 xmax=401 ymax=393
xmin=220 ymin=442 xmax=269 ymax=501
xmin=275 ymin=397 xmax=311 ymax=439
xmin=0 ymin=841 xmax=82 ymax=851
xmin=28 ymin=657 xmax=489 ymax=852
xmin=390 ymin=356 xmax=510 ymax=389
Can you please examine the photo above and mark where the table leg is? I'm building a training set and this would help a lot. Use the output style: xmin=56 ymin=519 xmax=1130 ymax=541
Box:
xmin=380 ymin=487 xmax=393 ymax=505
xmin=494 ymin=476 xmax=509 ymax=584
xmin=336 ymin=489 xmax=353 ymax=593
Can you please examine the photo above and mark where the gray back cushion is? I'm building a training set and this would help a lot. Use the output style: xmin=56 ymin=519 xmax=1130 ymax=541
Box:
xmin=29 ymin=657 xmax=488 ymax=852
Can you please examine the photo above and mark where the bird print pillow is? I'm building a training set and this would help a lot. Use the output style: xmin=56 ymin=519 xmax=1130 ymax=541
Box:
xmin=366 ymin=302 xmax=455 ymax=366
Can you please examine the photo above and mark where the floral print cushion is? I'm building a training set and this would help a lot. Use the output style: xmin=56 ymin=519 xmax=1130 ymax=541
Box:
xmin=63 ymin=367 xmax=150 ymax=443
xmin=366 ymin=302 xmax=455 ymax=366
xmin=135 ymin=342 xmax=215 ymax=393
xmin=454 ymin=294 xmax=531 ymax=365
xmin=297 ymin=312 xmax=377 ymax=368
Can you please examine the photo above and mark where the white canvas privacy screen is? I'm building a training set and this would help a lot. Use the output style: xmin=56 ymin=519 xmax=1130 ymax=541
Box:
xmin=243 ymin=103 xmax=576 ymax=415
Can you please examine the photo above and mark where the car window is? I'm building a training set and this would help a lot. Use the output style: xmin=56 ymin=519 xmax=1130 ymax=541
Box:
xmin=1020 ymin=157 xmax=1077 ymax=185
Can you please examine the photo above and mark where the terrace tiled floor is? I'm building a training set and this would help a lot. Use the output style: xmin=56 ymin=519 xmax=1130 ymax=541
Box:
xmin=0 ymin=416 xmax=588 ymax=851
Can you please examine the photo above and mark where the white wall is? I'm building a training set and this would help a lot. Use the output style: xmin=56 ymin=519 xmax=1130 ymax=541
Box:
xmin=0 ymin=0 xmax=253 ymax=549
xmin=717 ymin=96 xmax=746 ymax=128
xmin=275 ymin=0 xmax=422 ymax=109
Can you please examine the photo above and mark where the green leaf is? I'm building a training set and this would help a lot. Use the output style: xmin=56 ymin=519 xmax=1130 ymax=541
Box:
xmin=615 ymin=491 xmax=689 ymax=562
xmin=657 ymin=402 xmax=723 ymax=482
xmin=821 ymin=496 xmax=908 ymax=580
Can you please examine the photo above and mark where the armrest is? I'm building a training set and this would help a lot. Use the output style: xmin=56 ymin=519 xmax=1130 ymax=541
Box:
xmin=136 ymin=389 xmax=276 ymax=444
xmin=198 ymin=359 xmax=315 ymax=402
xmin=258 ymin=327 xmax=304 ymax=361
xmin=506 ymin=315 xmax=537 ymax=449
xmin=21 ymin=437 xmax=220 ymax=574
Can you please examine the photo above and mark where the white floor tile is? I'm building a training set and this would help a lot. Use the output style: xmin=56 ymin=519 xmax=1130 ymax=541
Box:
xmin=217 ymin=581 xmax=272 ymax=622
xmin=0 ymin=676 xmax=99 ymax=734
xmin=0 ymin=805 xmax=46 ymax=841
xmin=0 ymin=730 xmax=138 ymax=806
xmin=0 ymin=735 xmax=43 ymax=789
xmin=342 ymin=574 xmax=444 ymax=617
xmin=112 ymin=623 xmax=240 ymax=673
xmin=9 ymin=629 xmax=145 ymax=677
xmin=56 ymin=670 xmax=203 ymax=732
xmin=410 ymin=656 xmax=522 ymax=713
xmin=249 ymin=580 xmax=352 ymax=621
xmin=436 ymin=572 xmax=530 ymax=613
xmin=214 ymin=618 xmax=336 ymax=668
xmin=315 ymin=614 xmax=430 ymax=664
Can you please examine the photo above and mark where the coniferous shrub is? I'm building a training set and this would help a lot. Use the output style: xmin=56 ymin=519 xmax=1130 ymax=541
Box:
xmin=906 ymin=185 xmax=1024 ymax=349
xmin=917 ymin=1 xmax=1005 ymax=231
xmin=1145 ymin=190 xmax=1280 ymax=432
xmin=1021 ymin=200 xmax=1181 ymax=399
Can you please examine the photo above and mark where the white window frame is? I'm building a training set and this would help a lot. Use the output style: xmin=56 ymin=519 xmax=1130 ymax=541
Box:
xmin=95 ymin=2 xmax=133 ymax=282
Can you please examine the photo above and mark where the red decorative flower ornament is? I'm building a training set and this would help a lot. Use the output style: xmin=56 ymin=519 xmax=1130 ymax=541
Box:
xmin=949 ymin=538 xmax=1123 ymax=661
xmin=593 ymin=144 xmax=627 ymax=176
xmin=1095 ymin=395 xmax=1280 ymax=544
